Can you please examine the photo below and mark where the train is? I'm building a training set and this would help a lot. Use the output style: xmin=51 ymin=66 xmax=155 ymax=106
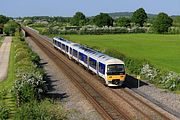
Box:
xmin=52 ymin=37 xmax=126 ymax=86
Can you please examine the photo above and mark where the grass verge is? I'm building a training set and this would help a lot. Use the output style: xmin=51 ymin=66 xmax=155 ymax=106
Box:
xmin=0 ymin=37 xmax=16 ymax=118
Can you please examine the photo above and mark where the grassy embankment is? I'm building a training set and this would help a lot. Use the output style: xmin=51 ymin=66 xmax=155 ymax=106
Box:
xmin=0 ymin=36 xmax=71 ymax=119
xmin=60 ymin=34 xmax=180 ymax=73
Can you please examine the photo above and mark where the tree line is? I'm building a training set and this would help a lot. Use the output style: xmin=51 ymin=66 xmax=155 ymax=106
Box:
xmin=70 ymin=8 xmax=174 ymax=34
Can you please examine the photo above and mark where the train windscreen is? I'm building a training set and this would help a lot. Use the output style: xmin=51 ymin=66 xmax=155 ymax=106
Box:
xmin=107 ymin=64 xmax=125 ymax=75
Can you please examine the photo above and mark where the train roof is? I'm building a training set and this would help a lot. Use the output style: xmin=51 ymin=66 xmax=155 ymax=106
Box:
xmin=53 ymin=37 xmax=73 ymax=44
xmin=53 ymin=37 xmax=124 ymax=64
xmin=75 ymin=45 xmax=124 ymax=64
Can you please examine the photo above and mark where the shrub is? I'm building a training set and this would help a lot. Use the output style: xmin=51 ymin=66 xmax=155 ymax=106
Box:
xmin=13 ymin=71 xmax=46 ymax=105
xmin=0 ymin=105 xmax=10 ymax=120
xmin=160 ymin=71 xmax=180 ymax=91
xmin=140 ymin=63 xmax=158 ymax=81
xmin=14 ymin=100 xmax=69 ymax=120
xmin=3 ymin=20 xmax=20 ymax=36
xmin=30 ymin=52 xmax=41 ymax=65
xmin=12 ymin=36 xmax=47 ymax=106
xmin=129 ymin=27 xmax=146 ymax=33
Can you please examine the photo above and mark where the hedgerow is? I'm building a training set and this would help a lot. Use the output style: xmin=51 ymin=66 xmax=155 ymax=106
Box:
xmin=12 ymin=36 xmax=47 ymax=106
xmin=14 ymin=99 xmax=69 ymax=120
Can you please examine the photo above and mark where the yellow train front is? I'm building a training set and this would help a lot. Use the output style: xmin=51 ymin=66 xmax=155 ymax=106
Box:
xmin=103 ymin=60 xmax=126 ymax=87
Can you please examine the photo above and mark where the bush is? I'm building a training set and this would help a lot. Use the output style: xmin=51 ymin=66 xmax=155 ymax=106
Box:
xmin=168 ymin=27 xmax=180 ymax=34
xmin=30 ymin=52 xmax=41 ymax=65
xmin=14 ymin=100 xmax=69 ymax=120
xmin=0 ymin=105 xmax=10 ymax=120
xmin=12 ymin=37 xmax=47 ymax=106
xmin=129 ymin=27 xmax=146 ymax=33
xmin=140 ymin=63 xmax=180 ymax=91
xmin=3 ymin=20 xmax=20 ymax=36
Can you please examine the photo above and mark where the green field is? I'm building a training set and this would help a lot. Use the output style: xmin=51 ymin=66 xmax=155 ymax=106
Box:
xmin=61 ymin=34 xmax=180 ymax=73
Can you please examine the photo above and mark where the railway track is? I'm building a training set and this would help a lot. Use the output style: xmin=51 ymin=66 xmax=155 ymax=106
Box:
xmin=22 ymin=26 xmax=178 ymax=120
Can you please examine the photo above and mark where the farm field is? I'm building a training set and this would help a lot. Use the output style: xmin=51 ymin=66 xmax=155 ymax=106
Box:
xmin=61 ymin=34 xmax=180 ymax=73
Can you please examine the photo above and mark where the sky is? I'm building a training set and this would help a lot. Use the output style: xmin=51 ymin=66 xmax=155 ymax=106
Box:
xmin=0 ymin=0 xmax=180 ymax=17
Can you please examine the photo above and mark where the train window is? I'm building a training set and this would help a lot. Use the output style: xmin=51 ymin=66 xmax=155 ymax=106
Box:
xmin=73 ymin=49 xmax=78 ymax=58
xmin=83 ymin=54 xmax=87 ymax=64
xmin=66 ymin=46 xmax=68 ymax=52
xmin=89 ymin=57 xmax=97 ymax=69
xmin=58 ymin=42 xmax=61 ymax=48
xmin=107 ymin=64 xmax=125 ymax=75
xmin=79 ymin=52 xmax=87 ymax=64
xmin=79 ymin=52 xmax=83 ymax=61
xmin=99 ymin=62 xmax=105 ymax=74
xmin=70 ymin=47 xmax=72 ymax=54
xmin=62 ymin=44 xmax=65 ymax=50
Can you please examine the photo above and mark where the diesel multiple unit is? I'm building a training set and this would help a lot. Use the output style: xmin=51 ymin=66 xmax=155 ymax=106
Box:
xmin=53 ymin=37 xmax=126 ymax=86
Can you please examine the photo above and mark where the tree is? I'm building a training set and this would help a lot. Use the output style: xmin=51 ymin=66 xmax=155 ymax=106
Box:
xmin=132 ymin=8 xmax=147 ymax=27
xmin=0 ymin=15 xmax=9 ymax=24
xmin=152 ymin=12 xmax=173 ymax=33
xmin=23 ymin=19 xmax=33 ymax=25
xmin=93 ymin=13 xmax=113 ymax=27
xmin=3 ymin=20 xmax=20 ymax=36
xmin=116 ymin=17 xmax=131 ymax=27
xmin=71 ymin=12 xmax=86 ymax=26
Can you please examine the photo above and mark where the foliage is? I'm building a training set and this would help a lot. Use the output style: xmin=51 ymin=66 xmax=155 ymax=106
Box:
xmin=152 ymin=12 xmax=173 ymax=33
xmin=132 ymin=8 xmax=147 ymax=27
xmin=160 ymin=71 xmax=180 ymax=91
xmin=93 ymin=13 xmax=114 ymax=27
xmin=0 ymin=105 xmax=10 ymax=120
xmin=129 ymin=27 xmax=146 ymax=33
xmin=116 ymin=17 xmax=131 ymax=27
xmin=13 ymin=71 xmax=46 ymax=105
xmin=71 ymin=12 xmax=86 ymax=26
xmin=3 ymin=20 xmax=20 ymax=36
xmin=168 ymin=27 xmax=180 ymax=34
xmin=12 ymin=36 xmax=47 ymax=106
xmin=141 ymin=64 xmax=159 ymax=81
xmin=23 ymin=19 xmax=33 ymax=25
xmin=14 ymin=100 xmax=69 ymax=120
xmin=172 ymin=16 xmax=180 ymax=27
xmin=0 ymin=15 xmax=9 ymax=24
xmin=141 ymin=63 xmax=180 ymax=91
xmin=22 ymin=16 xmax=71 ymax=23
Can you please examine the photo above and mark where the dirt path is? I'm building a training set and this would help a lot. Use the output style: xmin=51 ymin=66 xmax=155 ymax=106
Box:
xmin=0 ymin=37 xmax=12 ymax=81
